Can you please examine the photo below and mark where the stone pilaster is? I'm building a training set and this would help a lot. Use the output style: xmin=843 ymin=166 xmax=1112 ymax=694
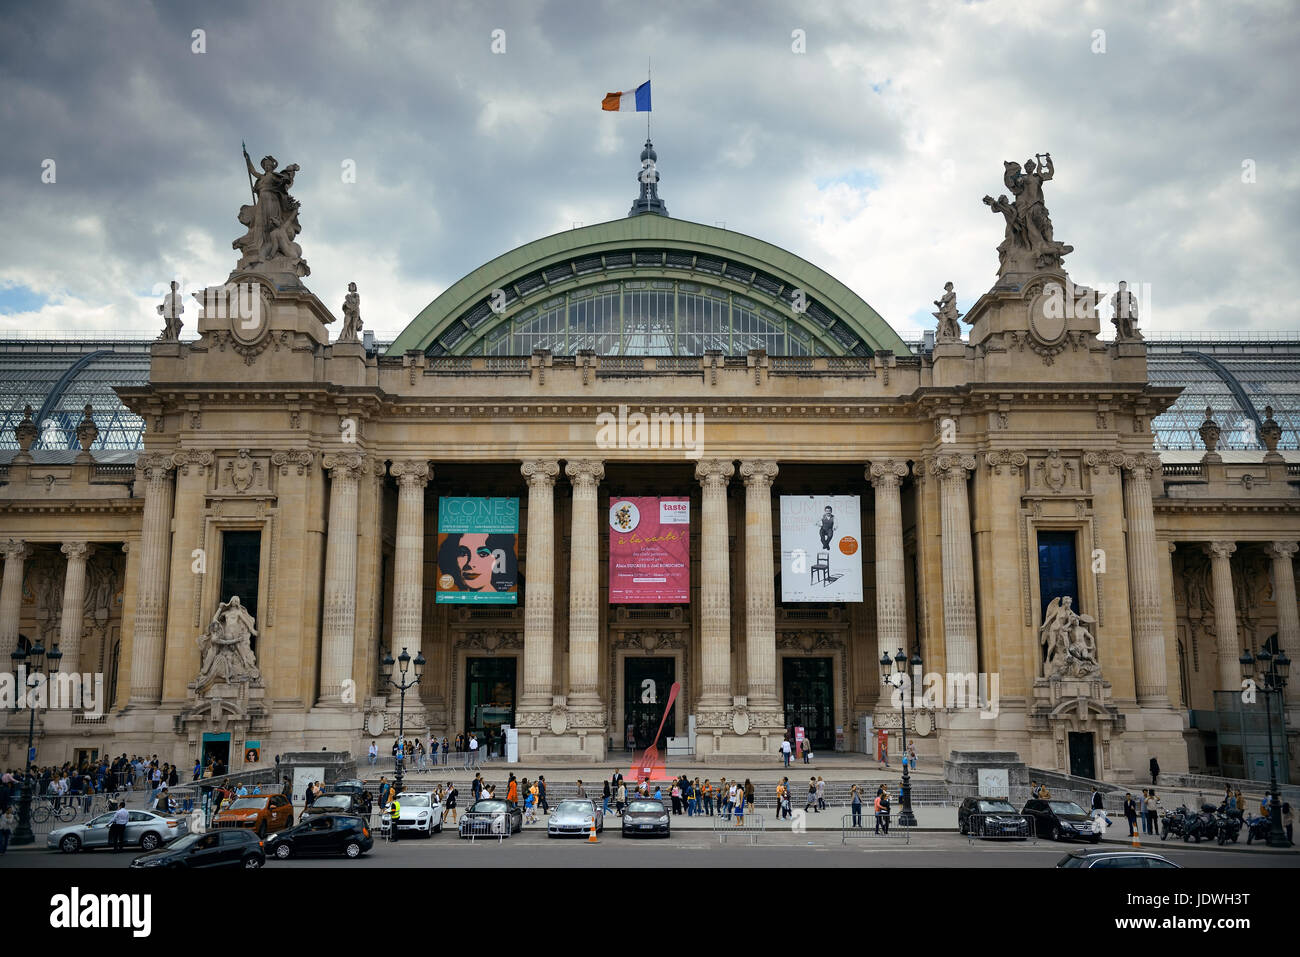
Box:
xmin=1205 ymin=541 xmax=1239 ymax=693
xmin=1120 ymin=453 xmax=1168 ymax=705
xmin=741 ymin=459 xmax=779 ymax=710
xmin=1269 ymin=541 xmax=1299 ymax=706
xmin=520 ymin=459 xmax=560 ymax=709
xmin=58 ymin=542 xmax=91 ymax=671
xmin=128 ymin=453 xmax=175 ymax=706
xmin=868 ymin=460 xmax=909 ymax=678
xmin=388 ymin=460 xmax=430 ymax=706
xmin=696 ymin=459 xmax=735 ymax=707
xmin=318 ymin=451 xmax=365 ymax=705
xmin=0 ymin=540 xmax=30 ymax=663
xmin=932 ymin=453 xmax=978 ymax=676
xmin=565 ymin=458 xmax=604 ymax=709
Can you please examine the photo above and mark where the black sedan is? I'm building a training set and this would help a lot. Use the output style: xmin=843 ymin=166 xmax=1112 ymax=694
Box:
xmin=621 ymin=799 xmax=671 ymax=838
xmin=458 ymin=799 xmax=523 ymax=837
xmin=131 ymin=829 xmax=265 ymax=869
xmin=302 ymin=792 xmax=367 ymax=819
xmin=1022 ymin=798 xmax=1102 ymax=842
xmin=265 ymin=814 xmax=373 ymax=859
xmin=957 ymin=797 xmax=1031 ymax=838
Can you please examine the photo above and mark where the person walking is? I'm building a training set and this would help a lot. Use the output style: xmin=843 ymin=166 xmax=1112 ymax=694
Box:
xmin=733 ymin=783 xmax=745 ymax=827
xmin=468 ymin=733 xmax=480 ymax=769
xmin=850 ymin=785 xmax=863 ymax=828
xmin=1123 ymin=793 xmax=1138 ymax=837
xmin=367 ymin=740 xmax=378 ymax=767
xmin=538 ymin=775 xmax=549 ymax=815
xmin=804 ymin=777 xmax=818 ymax=813
xmin=602 ymin=778 xmax=611 ymax=815
xmin=816 ymin=776 xmax=826 ymax=811
xmin=1148 ymin=756 xmax=1160 ymax=786
xmin=907 ymin=743 xmax=918 ymax=771
xmin=506 ymin=773 xmax=518 ymax=807
xmin=874 ymin=788 xmax=890 ymax=834
xmin=575 ymin=778 xmax=587 ymax=800
xmin=781 ymin=736 xmax=792 ymax=768
xmin=616 ymin=780 xmax=627 ymax=816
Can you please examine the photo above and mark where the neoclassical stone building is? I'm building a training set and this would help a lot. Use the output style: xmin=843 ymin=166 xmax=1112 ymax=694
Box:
xmin=1 ymin=147 xmax=1297 ymax=783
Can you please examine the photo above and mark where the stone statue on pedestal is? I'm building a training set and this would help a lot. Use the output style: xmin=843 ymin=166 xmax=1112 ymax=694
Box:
xmin=932 ymin=281 xmax=962 ymax=341
xmin=339 ymin=282 xmax=363 ymax=342
xmin=194 ymin=596 xmax=262 ymax=694
xmin=232 ymin=145 xmax=310 ymax=279
xmin=984 ymin=153 xmax=1073 ymax=276
xmin=157 ymin=280 xmax=184 ymax=340
xmin=1039 ymin=596 xmax=1099 ymax=678
xmin=1110 ymin=281 xmax=1142 ymax=340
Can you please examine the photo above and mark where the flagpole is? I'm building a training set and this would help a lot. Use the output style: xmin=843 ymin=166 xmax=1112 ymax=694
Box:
xmin=647 ymin=58 xmax=651 ymax=141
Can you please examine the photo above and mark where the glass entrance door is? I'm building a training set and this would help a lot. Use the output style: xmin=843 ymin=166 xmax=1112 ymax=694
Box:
xmin=465 ymin=657 xmax=516 ymax=756
xmin=783 ymin=657 xmax=834 ymax=751
xmin=1068 ymin=731 xmax=1096 ymax=779
xmin=623 ymin=658 xmax=676 ymax=751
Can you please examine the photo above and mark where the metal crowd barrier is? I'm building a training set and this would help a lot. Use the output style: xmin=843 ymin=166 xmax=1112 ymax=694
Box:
xmin=714 ymin=811 xmax=764 ymax=844
xmin=458 ymin=810 xmax=511 ymax=843
xmin=840 ymin=813 xmax=911 ymax=844
xmin=965 ymin=812 xmax=1036 ymax=844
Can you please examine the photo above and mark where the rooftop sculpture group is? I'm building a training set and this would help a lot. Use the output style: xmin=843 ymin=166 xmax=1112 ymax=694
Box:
xmin=983 ymin=153 xmax=1074 ymax=277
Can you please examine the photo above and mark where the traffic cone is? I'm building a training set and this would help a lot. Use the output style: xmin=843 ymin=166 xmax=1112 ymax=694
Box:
xmin=588 ymin=819 xmax=599 ymax=844
xmin=1131 ymin=824 xmax=1141 ymax=848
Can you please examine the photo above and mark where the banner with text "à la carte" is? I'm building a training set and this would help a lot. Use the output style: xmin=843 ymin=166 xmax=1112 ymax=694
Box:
xmin=435 ymin=497 xmax=520 ymax=604
xmin=609 ymin=496 xmax=690 ymax=603
xmin=779 ymin=494 xmax=863 ymax=602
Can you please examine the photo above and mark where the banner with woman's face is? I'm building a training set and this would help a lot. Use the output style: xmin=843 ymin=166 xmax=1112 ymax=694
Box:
xmin=436 ymin=497 xmax=520 ymax=603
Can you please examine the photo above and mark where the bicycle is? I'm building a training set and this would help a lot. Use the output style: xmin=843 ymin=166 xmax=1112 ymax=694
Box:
xmin=30 ymin=798 xmax=77 ymax=824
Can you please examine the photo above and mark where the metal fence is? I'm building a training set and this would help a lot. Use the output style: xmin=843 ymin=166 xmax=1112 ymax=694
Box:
xmin=457 ymin=810 xmax=513 ymax=843
xmin=714 ymin=811 xmax=765 ymax=844
xmin=839 ymin=812 xmax=912 ymax=843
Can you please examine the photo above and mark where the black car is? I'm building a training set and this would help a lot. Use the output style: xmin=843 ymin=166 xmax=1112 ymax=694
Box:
xmin=1057 ymin=848 xmax=1181 ymax=868
xmin=957 ymin=797 xmax=1030 ymax=838
xmin=130 ymin=829 xmax=265 ymax=869
xmin=621 ymin=798 xmax=671 ymax=838
xmin=458 ymin=799 xmax=523 ymax=837
xmin=302 ymin=792 xmax=367 ymax=818
xmin=328 ymin=780 xmax=368 ymax=796
xmin=265 ymin=814 xmax=373 ymax=859
xmin=1022 ymin=798 xmax=1101 ymax=842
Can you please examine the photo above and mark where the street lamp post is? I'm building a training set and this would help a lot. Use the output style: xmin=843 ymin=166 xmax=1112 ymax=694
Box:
xmin=1238 ymin=647 xmax=1291 ymax=848
xmin=881 ymin=647 xmax=922 ymax=828
xmin=381 ymin=647 xmax=425 ymax=794
xmin=10 ymin=640 xmax=62 ymax=846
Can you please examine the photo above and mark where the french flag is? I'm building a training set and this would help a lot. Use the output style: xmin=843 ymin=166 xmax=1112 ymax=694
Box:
xmin=602 ymin=81 xmax=651 ymax=112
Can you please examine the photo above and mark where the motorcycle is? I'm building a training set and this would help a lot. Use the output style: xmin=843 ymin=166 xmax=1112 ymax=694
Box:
xmin=1245 ymin=814 xmax=1273 ymax=844
xmin=1160 ymin=804 xmax=1190 ymax=841
xmin=1215 ymin=807 xmax=1242 ymax=845
xmin=1183 ymin=803 xmax=1219 ymax=843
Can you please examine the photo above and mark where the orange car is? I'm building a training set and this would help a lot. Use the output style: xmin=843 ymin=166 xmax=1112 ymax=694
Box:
xmin=212 ymin=793 xmax=294 ymax=837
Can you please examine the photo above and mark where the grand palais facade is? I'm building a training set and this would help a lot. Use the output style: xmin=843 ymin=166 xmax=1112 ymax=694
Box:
xmin=2 ymin=145 xmax=1297 ymax=785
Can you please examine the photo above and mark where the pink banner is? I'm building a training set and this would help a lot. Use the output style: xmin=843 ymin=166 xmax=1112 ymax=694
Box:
xmin=609 ymin=496 xmax=690 ymax=603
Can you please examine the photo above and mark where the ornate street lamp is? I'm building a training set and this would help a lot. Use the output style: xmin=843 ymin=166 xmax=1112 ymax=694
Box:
xmin=881 ymin=647 xmax=922 ymax=827
xmin=1239 ymin=647 xmax=1291 ymax=848
xmin=10 ymin=639 xmax=62 ymax=846
xmin=381 ymin=647 xmax=426 ymax=793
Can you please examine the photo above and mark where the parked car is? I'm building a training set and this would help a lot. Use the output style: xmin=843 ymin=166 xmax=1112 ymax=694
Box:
xmin=1021 ymin=799 xmax=1101 ymax=842
xmin=1056 ymin=848 xmax=1181 ymax=868
xmin=212 ymin=793 xmax=294 ymax=837
xmin=49 ymin=808 xmax=187 ymax=853
xmin=265 ymin=814 xmax=373 ymax=859
xmin=621 ymin=799 xmax=671 ymax=838
xmin=458 ymin=799 xmax=522 ymax=837
xmin=302 ymin=793 xmax=367 ymax=819
xmin=547 ymin=799 xmax=604 ymax=838
xmin=386 ymin=791 xmax=443 ymax=836
xmin=130 ymin=829 xmax=265 ymax=869
xmin=327 ymin=780 xmax=368 ymax=797
xmin=957 ymin=797 xmax=1030 ymax=838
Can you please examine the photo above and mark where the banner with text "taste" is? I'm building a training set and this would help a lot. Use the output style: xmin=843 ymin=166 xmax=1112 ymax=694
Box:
xmin=609 ymin=496 xmax=690 ymax=603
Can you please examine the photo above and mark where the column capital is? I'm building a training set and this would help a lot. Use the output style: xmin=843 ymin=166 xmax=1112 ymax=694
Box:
xmin=564 ymin=458 xmax=605 ymax=487
xmin=928 ymin=452 xmax=976 ymax=482
xmin=171 ymin=449 xmax=214 ymax=476
xmin=1084 ymin=450 xmax=1128 ymax=475
xmin=390 ymin=459 xmax=431 ymax=487
xmin=982 ymin=450 xmax=1028 ymax=476
xmin=1122 ymin=452 xmax=1162 ymax=480
xmin=695 ymin=458 xmax=735 ymax=488
xmin=61 ymin=541 xmax=91 ymax=562
xmin=521 ymin=458 xmax=560 ymax=488
xmin=3 ymin=540 xmax=30 ymax=563
xmin=1270 ymin=541 xmax=1299 ymax=561
xmin=867 ymin=459 xmax=908 ymax=487
xmin=271 ymin=449 xmax=315 ymax=476
xmin=1205 ymin=541 xmax=1237 ymax=561
xmin=322 ymin=450 xmax=367 ymax=480
xmin=137 ymin=452 xmax=176 ymax=481
xmin=740 ymin=459 xmax=779 ymax=487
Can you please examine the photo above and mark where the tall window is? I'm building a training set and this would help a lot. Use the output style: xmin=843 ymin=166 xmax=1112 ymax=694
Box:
xmin=1036 ymin=530 xmax=1079 ymax=623
xmin=220 ymin=530 xmax=262 ymax=648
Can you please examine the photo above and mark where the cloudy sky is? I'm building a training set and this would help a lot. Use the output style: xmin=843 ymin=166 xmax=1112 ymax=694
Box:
xmin=1 ymin=0 xmax=1297 ymax=342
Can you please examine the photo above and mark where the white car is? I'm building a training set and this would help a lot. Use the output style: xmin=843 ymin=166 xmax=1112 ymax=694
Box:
xmin=385 ymin=792 xmax=442 ymax=836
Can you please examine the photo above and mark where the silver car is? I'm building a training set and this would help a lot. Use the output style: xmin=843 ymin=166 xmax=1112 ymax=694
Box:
xmin=547 ymin=799 xmax=604 ymax=838
xmin=48 ymin=809 xmax=187 ymax=853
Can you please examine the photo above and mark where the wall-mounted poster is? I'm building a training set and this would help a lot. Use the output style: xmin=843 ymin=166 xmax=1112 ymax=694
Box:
xmin=609 ymin=496 xmax=690 ymax=603
xmin=435 ymin=497 xmax=520 ymax=604
xmin=779 ymin=495 xmax=863 ymax=602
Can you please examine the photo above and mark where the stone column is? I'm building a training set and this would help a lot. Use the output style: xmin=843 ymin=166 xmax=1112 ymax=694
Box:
xmin=869 ymin=460 xmax=909 ymax=672
xmin=128 ymin=453 xmax=175 ymax=706
xmin=58 ymin=542 xmax=91 ymax=671
xmin=933 ymin=454 xmax=978 ymax=676
xmin=0 ymin=540 xmax=29 ymax=663
xmin=1269 ymin=541 xmax=1299 ymax=705
xmin=1205 ymin=541 xmax=1240 ymax=693
xmin=565 ymin=459 xmax=604 ymax=709
xmin=1123 ymin=454 xmax=1169 ymax=705
xmin=388 ymin=460 xmax=430 ymax=705
xmin=696 ymin=459 xmax=735 ymax=706
xmin=520 ymin=459 xmax=560 ymax=708
xmin=318 ymin=451 xmax=365 ymax=705
xmin=740 ymin=460 xmax=779 ymax=709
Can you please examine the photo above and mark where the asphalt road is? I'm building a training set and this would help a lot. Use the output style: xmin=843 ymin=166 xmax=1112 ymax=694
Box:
xmin=5 ymin=830 xmax=1297 ymax=868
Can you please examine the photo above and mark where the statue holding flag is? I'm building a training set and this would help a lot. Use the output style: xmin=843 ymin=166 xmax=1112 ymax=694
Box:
xmin=232 ymin=144 xmax=310 ymax=279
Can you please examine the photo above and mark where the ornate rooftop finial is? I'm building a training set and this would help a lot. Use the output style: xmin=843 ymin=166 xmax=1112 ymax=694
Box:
xmin=14 ymin=404 xmax=37 ymax=456
xmin=1198 ymin=405 xmax=1221 ymax=454
xmin=76 ymin=404 xmax=99 ymax=453
xmin=1260 ymin=405 xmax=1282 ymax=454
xmin=628 ymin=139 xmax=668 ymax=217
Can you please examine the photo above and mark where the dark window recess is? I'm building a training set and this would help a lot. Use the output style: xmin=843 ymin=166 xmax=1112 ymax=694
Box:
xmin=220 ymin=530 xmax=262 ymax=647
xmin=1036 ymin=530 xmax=1080 ymax=625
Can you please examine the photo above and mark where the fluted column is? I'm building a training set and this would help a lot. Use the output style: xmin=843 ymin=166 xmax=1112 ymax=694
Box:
xmin=869 ymin=460 xmax=909 ymax=674
xmin=318 ymin=451 xmax=365 ymax=705
xmin=128 ymin=453 xmax=175 ymax=706
xmin=933 ymin=454 xmax=978 ymax=676
xmin=520 ymin=459 xmax=560 ymax=708
xmin=697 ymin=459 xmax=735 ymax=706
xmin=565 ymin=459 xmax=604 ymax=708
xmin=741 ymin=460 xmax=779 ymax=709
xmin=1123 ymin=454 xmax=1169 ymax=704
xmin=1205 ymin=541 xmax=1240 ymax=693
xmin=389 ymin=460 xmax=430 ymax=705
xmin=58 ymin=542 xmax=91 ymax=671
xmin=1269 ymin=541 xmax=1299 ymax=705
xmin=0 ymin=540 xmax=30 ymax=664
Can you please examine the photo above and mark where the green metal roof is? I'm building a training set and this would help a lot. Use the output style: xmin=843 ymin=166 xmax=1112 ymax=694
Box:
xmin=385 ymin=216 xmax=911 ymax=357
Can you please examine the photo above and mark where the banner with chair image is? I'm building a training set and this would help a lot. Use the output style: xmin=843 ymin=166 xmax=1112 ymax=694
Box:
xmin=779 ymin=495 xmax=863 ymax=602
